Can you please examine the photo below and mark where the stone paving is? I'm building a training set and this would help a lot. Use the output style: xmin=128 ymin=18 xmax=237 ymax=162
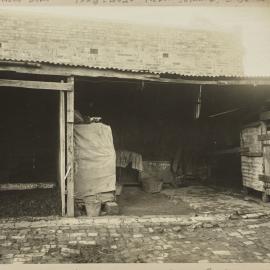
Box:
xmin=161 ymin=185 xmax=270 ymax=216
xmin=1 ymin=185 xmax=270 ymax=263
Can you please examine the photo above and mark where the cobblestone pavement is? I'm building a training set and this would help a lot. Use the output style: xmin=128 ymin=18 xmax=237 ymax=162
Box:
xmin=1 ymin=185 xmax=270 ymax=263
xmin=161 ymin=185 xmax=270 ymax=216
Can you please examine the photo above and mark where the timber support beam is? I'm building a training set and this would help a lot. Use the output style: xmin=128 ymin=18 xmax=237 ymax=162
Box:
xmin=0 ymin=79 xmax=73 ymax=91
xmin=66 ymin=76 xmax=75 ymax=217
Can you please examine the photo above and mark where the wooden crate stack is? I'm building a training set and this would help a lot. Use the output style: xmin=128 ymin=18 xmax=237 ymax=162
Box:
xmin=240 ymin=119 xmax=270 ymax=202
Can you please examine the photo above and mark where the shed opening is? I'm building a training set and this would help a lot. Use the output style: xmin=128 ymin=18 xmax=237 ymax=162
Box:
xmin=74 ymin=78 xmax=206 ymax=216
xmin=74 ymin=78 xmax=270 ymax=215
xmin=0 ymin=88 xmax=61 ymax=217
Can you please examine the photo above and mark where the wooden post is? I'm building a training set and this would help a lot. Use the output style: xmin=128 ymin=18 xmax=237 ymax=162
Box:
xmin=66 ymin=77 xmax=75 ymax=216
xmin=262 ymin=143 xmax=270 ymax=203
xmin=194 ymin=85 xmax=202 ymax=119
xmin=58 ymin=90 xmax=66 ymax=216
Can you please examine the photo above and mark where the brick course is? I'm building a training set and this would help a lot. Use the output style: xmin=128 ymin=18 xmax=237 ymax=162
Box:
xmin=0 ymin=10 xmax=244 ymax=76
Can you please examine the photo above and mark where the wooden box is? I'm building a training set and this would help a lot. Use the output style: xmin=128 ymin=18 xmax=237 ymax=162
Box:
xmin=240 ymin=121 xmax=270 ymax=198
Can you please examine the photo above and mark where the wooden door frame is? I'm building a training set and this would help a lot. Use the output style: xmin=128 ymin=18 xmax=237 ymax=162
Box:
xmin=0 ymin=77 xmax=74 ymax=216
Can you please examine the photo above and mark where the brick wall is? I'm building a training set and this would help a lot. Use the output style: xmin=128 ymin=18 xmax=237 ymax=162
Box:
xmin=0 ymin=10 xmax=244 ymax=76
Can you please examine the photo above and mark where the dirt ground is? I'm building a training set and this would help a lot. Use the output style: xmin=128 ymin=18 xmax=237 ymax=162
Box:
xmin=0 ymin=182 xmax=265 ymax=218
xmin=0 ymin=177 xmax=268 ymax=221
xmin=0 ymin=189 xmax=61 ymax=218
xmin=0 ymin=183 xmax=195 ymax=218
xmin=117 ymin=186 xmax=195 ymax=216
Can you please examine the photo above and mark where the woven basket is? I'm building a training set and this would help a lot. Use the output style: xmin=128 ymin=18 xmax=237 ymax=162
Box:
xmin=142 ymin=178 xmax=163 ymax=193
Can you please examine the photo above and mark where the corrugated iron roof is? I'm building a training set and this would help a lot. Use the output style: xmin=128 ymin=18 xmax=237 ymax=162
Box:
xmin=3 ymin=58 xmax=270 ymax=79
xmin=1 ymin=57 xmax=249 ymax=78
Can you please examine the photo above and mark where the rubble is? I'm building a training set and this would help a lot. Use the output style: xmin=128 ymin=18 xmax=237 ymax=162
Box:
xmin=104 ymin=202 xmax=120 ymax=215
xmin=241 ymin=213 xmax=268 ymax=219
xmin=172 ymin=226 xmax=182 ymax=232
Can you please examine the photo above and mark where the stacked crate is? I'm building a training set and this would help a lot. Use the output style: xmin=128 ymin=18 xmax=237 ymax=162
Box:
xmin=240 ymin=121 xmax=270 ymax=202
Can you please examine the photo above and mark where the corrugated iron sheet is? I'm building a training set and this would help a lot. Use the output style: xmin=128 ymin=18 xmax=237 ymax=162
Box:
xmin=1 ymin=58 xmax=270 ymax=79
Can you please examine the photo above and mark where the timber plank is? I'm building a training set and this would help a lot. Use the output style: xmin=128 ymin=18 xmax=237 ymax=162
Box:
xmin=58 ymin=90 xmax=66 ymax=216
xmin=0 ymin=79 xmax=73 ymax=91
xmin=240 ymin=152 xmax=263 ymax=157
xmin=242 ymin=122 xmax=262 ymax=130
xmin=258 ymin=134 xmax=270 ymax=141
xmin=259 ymin=175 xmax=270 ymax=183
xmin=0 ymin=182 xmax=56 ymax=191
xmin=66 ymin=77 xmax=74 ymax=217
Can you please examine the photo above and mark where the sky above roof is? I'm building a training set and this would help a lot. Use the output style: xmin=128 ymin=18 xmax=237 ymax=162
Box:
xmin=1 ymin=6 xmax=270 ymax=76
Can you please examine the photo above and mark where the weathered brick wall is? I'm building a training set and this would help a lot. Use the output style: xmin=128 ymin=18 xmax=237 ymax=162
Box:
xmin=0 ymin=10 xmax=244 ymax=76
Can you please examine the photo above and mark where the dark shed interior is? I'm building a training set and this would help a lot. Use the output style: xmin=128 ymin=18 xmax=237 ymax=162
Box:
xmin=203 ymin=85 xmax=270 ymax=188
xmin=75 ymin=78 xmax=270 ymax=189
xmin=76 ymin=80 xmax=200 ymax=160
xmin=0 ymin=87 xmax=61 ymax=217
xmin=0 ymin=75 xmax=269 ymax=217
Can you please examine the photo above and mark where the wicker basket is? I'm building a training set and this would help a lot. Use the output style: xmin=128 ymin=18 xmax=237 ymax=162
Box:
xmin=142 ymin=177 xmax=163 ymax=193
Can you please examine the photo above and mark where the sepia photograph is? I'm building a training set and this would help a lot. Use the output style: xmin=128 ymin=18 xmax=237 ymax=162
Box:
xmin=0 ymin=0 xmax=270 ymax=265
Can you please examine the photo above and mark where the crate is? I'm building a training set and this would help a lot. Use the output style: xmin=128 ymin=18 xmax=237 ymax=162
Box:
xmin=141 ymin=161 xmax=174 ymax=184
xmin=240 ymin=121 xmax=265 ymax=193
xmin=240 ymin=121 xmax=270 ymax=201
xmin=142 ymin=177 xmax=163 ymax=193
